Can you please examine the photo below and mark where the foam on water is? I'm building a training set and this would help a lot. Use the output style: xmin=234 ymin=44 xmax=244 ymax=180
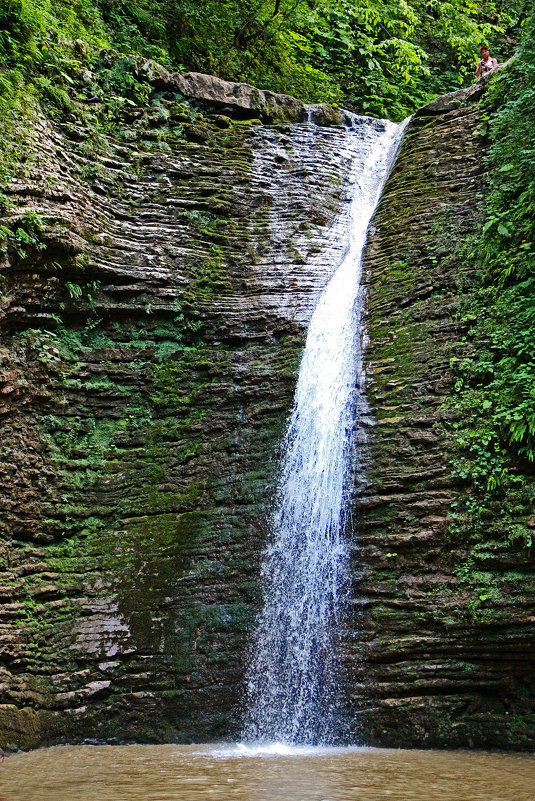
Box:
xmin=201 ymin=742 xmax=366 ymax=759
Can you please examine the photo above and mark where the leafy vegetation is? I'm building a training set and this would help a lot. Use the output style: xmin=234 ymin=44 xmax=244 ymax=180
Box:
xmin=0 ymin=209 xmax=46 ymax=257
xmin=0 ymin=0 xmax=529 ymax=120
xmin=449 ymin=11 xmax=535 ymax=547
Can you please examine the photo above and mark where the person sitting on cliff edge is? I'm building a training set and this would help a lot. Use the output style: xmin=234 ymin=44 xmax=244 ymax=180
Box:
xmin=476 ymin=45 xmax=498 ymax=78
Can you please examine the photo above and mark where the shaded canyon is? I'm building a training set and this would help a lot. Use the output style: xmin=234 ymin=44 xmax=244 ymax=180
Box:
xmin=0 ymin=59 xmax=534 ymax=751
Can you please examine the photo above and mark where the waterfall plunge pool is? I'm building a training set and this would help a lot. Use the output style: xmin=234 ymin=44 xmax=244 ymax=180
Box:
xmin=4 ymin=120 xmax=531 ymax=801
xmin=2 ymin=743 xmax=535 ymax=800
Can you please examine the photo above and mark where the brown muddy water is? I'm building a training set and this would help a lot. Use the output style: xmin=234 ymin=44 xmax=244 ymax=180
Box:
xmin=1 ymin=742 xmax=535 ymax=801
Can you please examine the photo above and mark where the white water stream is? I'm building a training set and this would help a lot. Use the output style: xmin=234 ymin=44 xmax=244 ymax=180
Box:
xmin=243 ymin=116 xmax=407 ymax=745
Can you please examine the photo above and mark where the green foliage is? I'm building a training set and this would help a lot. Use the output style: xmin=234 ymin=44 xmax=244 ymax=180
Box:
xmin=0 ymin=0 xmax=48 ymax=68
xmin=65 ymin=281 xmax=83 ymax=300
xmin=454 ymin=555 xmax=505 ymax=621
xmin=144 ymin=0 xmax=523 ymax=118
xmin=454 ymin=17 xmax=535 ymax=464
xmin=448 ymin=15 xmax=535 ymax=552
xmin=0 ymin=0 xmax=527 ymax=120
xmin=0 ymin=209 xmax=46 ymax=257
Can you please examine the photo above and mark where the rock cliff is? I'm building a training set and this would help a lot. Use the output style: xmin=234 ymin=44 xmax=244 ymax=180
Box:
xmin=0 ymin=58 xmax=533 ymax=750
xmin=0 ymin=60 xmax=367 ymax=747
xmin=352 ymin=96 xmax=535 ymax=749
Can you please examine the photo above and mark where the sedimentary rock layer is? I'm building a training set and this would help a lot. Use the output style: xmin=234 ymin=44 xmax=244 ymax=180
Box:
xmin=352 ymin=100 xmax=535 ymax=749
xmin=0 ymin=85 xmax=363 ymax=746
xmin=1 ymin=66 xmax=534 ymax=750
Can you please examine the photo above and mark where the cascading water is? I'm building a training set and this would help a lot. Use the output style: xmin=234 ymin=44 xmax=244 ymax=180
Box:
xmin=243 ymin=115 xmax=407 ymax=746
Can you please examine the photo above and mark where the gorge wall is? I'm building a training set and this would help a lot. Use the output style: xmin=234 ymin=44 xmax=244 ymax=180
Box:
xmin=352 ymin=91 xmax=535 ymax=749
xmin=0 ymin=58 xmax=533 ymax=750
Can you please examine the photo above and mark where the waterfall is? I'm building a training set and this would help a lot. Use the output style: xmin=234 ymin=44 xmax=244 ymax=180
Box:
xmin=243 ymin=116 xmax=407 ymax=745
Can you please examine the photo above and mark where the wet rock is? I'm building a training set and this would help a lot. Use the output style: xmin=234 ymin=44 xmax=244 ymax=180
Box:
xmin=0 ymin=79 xmax=359 ymax=747
xmin=0 ymin=61 xmax=531 ymax=751
xmin=353 ymin=92 xmax=535 ymax=750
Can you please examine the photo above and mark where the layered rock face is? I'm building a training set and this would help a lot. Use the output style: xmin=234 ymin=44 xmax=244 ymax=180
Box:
xmin=0 ymin=71 xmax=368 ymax=747
xmin=351 ymin=100 xmax=535 ymax=749
xmin=0 ymin=62 xmax=533 ymax=751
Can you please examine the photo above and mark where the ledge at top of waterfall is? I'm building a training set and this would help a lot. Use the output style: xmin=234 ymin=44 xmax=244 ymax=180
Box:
xmin=242 ymin=116 xmax=407 ymax=747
